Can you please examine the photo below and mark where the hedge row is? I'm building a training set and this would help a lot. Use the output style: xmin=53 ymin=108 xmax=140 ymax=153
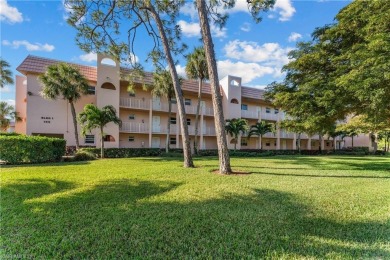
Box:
xmin=77 ymin=147 xmax=380 ymax=158
xmin=0 ymin=135 xmax=66 ymax=164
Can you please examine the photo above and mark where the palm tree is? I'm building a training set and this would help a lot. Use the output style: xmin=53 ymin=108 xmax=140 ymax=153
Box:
xmin=225 ymin=118 xmax=248 ymax=151
xmin=247 ymin=121 xmax=275 ymax=150
xmin=0 ymin=58 xmax=14 ymax=88
xmin=152 ymin=69 xmax=176 ymax=153
xmin=185 ymin=47 xmax=209 ymax=155
xmin=39 ymin=63 xmax=89 ymax=149
xmin=78 ymin=104 xmax=122 ymax=158
xmin=0 ymin=101 xmax=21 ymax=132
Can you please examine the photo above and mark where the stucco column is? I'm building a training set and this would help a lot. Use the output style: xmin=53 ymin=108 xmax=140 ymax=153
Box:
xmin=148 ymin=101 xmax=152 ymax=148
xmin=200 ymin=113 xmax=204 ymax=150
xmin=307 ymin=138 xmax=312 ymax=150
xmin=176 ymin=111 xmax=179 ymax=149
xmin=321 ymin=137 xmax=325 ymax=151
xmin=276 ymin=129 xmax=281 ymax=150
xmin=258 ymin=107 xmax=262 ymax=122
xmin=333 ymin=138 xmax=337 ymax=150
xmin=293 ymin=133 xmax=297 ymax=150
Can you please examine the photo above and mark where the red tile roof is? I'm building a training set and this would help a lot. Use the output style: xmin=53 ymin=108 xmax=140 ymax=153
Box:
xmin=17 ymin=55 xmax=265 ymax=100
xmin=17 ymin=55 xmax=97 ymax=82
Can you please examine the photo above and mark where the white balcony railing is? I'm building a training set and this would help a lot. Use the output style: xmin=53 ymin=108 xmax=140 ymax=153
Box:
xmin=202 ymin=107 xmax=214 ymax=116
xmin=120 ymin=98 xmax=150 ymax=110
xmin=263 ymin=132 xmax=277 ymax=138
xmin=280 ymin=130 xmax=294 ymax=139
xmin=121 ymin=122 xmax=149 ymax=133
xmin=203 ymin=127 xmax=216 ymax=136
xmin=260 ymin=112 xmax=279 ymax=121
xmin=241 ymin=110 xmax=258 ymax=119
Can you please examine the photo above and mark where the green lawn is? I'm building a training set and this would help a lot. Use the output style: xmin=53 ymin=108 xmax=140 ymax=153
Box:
xmin=1 ymin=156 xmax=389 ymax=259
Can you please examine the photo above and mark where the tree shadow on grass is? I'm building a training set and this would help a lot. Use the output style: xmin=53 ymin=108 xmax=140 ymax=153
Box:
xmin=1 ymin=161 xmax=91 ymax=169
xmin=255 ymin=156 xmax=390 ymax=172
xmin=1 ymin=180 xmax=388 ymax=259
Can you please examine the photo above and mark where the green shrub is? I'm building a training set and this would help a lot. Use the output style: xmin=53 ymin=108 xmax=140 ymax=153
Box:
xmin=79 ymin=148 xmax=162 ymax=158
xmin=73 ymin=150 xmax=97 ymax=161
xmin=0 ymin=135 xmax=66 ymax=164
xmin=0 ymin=132 xmax=20 ymax=136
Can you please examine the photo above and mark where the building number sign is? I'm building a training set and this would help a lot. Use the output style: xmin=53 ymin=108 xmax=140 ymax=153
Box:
xmin=41 ymin=116 xmax=53 ymax=123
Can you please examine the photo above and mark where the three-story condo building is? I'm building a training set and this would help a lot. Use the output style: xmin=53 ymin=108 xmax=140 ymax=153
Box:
xmin=15 ymin=54 xmax=374 ymax=151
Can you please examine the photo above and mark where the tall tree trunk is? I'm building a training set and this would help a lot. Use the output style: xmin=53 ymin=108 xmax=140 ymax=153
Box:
xmin=259 ymin=135 xmax=262 ymax=150
xmin=193 ymin=79 xmax=202 ymax=155
xmin=100 ymin=127 xmax=104 ymax=159
xmin=297 ymin=133 xmax=301 ymax=153
xmin=196 ymin=0 xmax=231 ymax=174
xmin=148 ymin=5 xmax=193 ymax=167
xmin=319 ymin=134 xmax=322 ymax=153
xmin=69 ymin=101 xmax=80 ymax=149
xmin=166 ymin=100 xmax=171 ymax=153
xmin=352 ymin=136 xmax=354 ymax=148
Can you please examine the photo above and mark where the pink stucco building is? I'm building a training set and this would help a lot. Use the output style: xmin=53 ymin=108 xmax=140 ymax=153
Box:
xmin=15 ymin=54 xmax=374 ymax=151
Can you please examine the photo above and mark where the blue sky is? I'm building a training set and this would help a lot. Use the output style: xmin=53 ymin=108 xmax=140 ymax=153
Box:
xmin=1 ymin=0 xmax=351 ymax=106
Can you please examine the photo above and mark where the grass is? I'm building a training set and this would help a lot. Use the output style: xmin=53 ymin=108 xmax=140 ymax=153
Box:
xmin=1 ymin=156 xmax=389 ymax=259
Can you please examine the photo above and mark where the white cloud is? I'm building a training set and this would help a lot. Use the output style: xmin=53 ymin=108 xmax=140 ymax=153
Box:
xmin=177 ymin=20 xmax=226 ymax=38
xmin=211 ymin=23 xmax=227 ymax=38
xmin=224 ymin=40 xmax=292 ymax=66
xmin=2 ymin=40 xmax=55 ymax=52
xmin=79 ymin=52 xmax=97 ymax=62
xmin=180 ymin=3 xmax=198 ymax=20
xmin=246 ymin=84 xmax=268 ymax=89
xmin=175 ymin=65 xmax=187 ymax=78
xmin=127 ymin=53 xmax=139 ymax=64
xmin=217 ymin=60 xmax=275 ymax=84
xmin=240 ymin=22 xmax=251 ymax=32
xmin=0 ymin=86 xmax=13 ymax=93
xmin=1 ymin=99 xmax=15 ymax=107
xmin=177 ymin=20 xmax=200 ymax=37
xmin=0 ymin=0 xmax=23 ymax=24
xmin=272 ymin=0 xmax=295 ymax=21
xmin=288 ymin=32 xmax=302 ymax=42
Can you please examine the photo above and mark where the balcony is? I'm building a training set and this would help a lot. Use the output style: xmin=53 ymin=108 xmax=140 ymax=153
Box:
xmin=280 ymin=130 xmax=294 ymax=139
xmin=203 ymin=127 xmax=216 ymax=136
xmin=260 ymin=112 xmax=279 ymax=121
xmin=263 ymin=132 xmax=277 ymax=138
xmin=241 ymin=110 xmax=258 ymax=119
xmin=120 ymin=98 xmax=150 ymax=110
xmin=121 ymin=122 xmax=149 ymax=133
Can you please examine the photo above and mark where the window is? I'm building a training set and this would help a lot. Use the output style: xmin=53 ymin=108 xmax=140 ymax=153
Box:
xmin=170 ymin=117 xmax=176 ymax=124
xmin=241 ymin=138 xmax=248 ymax=146
xmin=87 ymin=86 xmax=95 ymax=95
xmin=266 ymin=107 xmax=271 ymax=113
xmin=265 ymin=142 xmax=271 ymax=147
xmin=101 ymin=82 xmax=116 ymax=90
xmin=241 ymin=104 xmax=248 ymax=111
xmin=274 ymin=108 xmax=279 ymax=114
xmin=185 ymin=98 xmax=191 ymax=106
xmin=129 ymin=114 xmax=135 ymax=120
xmin=170 ymin=137 xmax=176 ymax=145
xmin=230 ymin=98 xmax=239 ymax=104
xmin=103 ymin=135 xmax=115 ymax=142
xmin=326 ymin=141 xmax=330 ymax=147
xmin=170 ymin=97 xmax=177 ymax=104
xmin=128 ymin=136 xmax=135 ymax=142
xmin=129 ymin=93 xmax=135 ymax=97
xmin=85 ymin=135 xmax=95 ymax=144
xmin=187 ymin=118 xmax=191 ymax=125
xmin=274 ymin=141 xmax=277 ymax=146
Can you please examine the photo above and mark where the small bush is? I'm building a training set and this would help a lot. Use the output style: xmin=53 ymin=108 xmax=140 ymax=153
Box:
xmin=0 ymin=132 xmax=20 ymax=136
xmin=73 ymin=150 xmax=97 ymax=161
xmin=79 ymin=148 xmax=162 ymax=158
xmin=0 ymin=135 xmax=66 ymax=164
